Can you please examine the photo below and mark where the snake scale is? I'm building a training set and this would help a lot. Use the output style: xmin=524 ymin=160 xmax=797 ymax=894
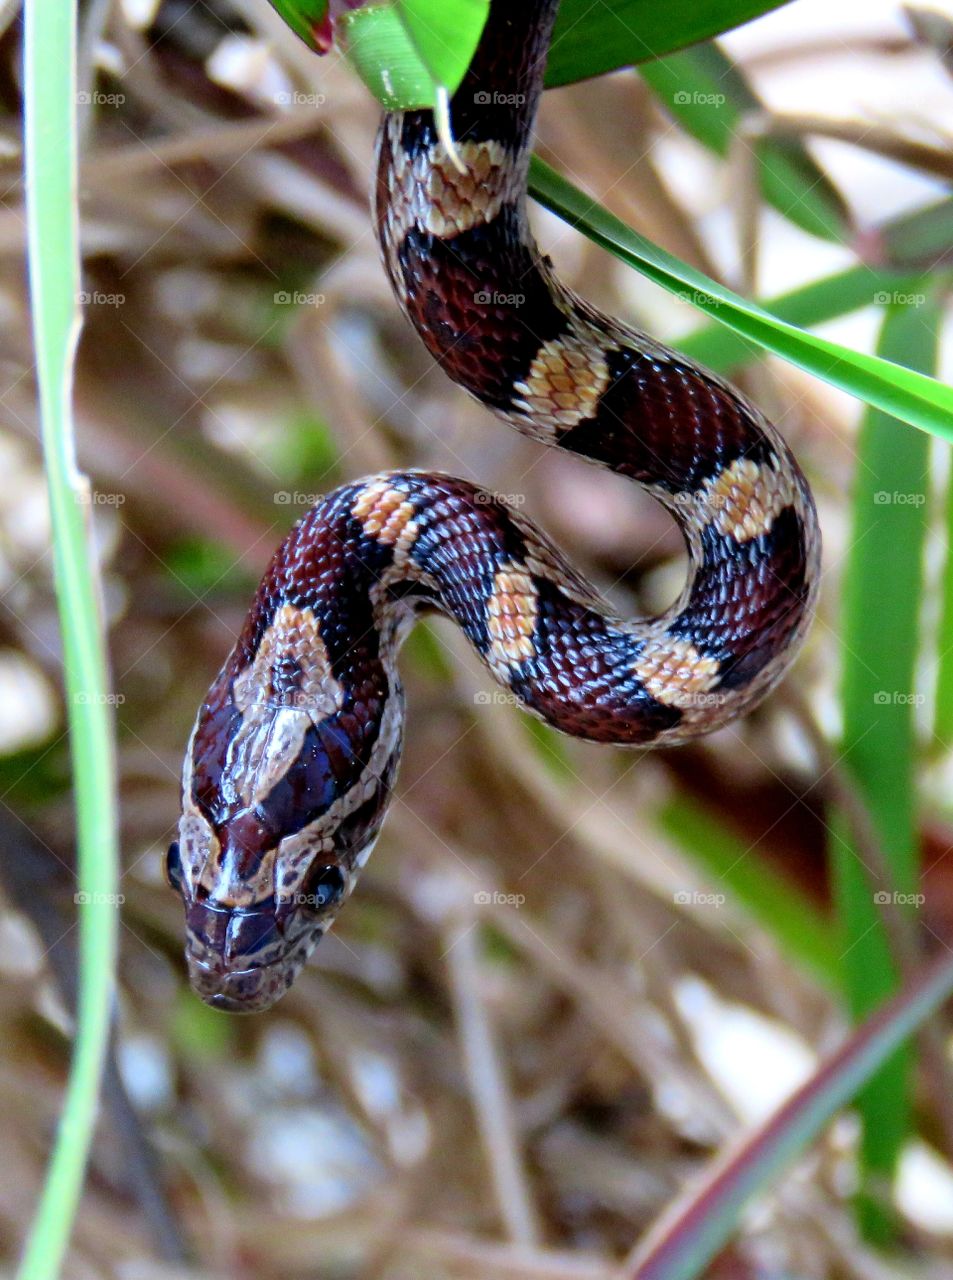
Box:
xmin=169 ymin=0 xmax=820 ymax=1012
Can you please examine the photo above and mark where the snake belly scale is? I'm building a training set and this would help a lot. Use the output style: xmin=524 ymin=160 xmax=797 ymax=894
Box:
xmin=170 ymin=0 xmax=820 ymax=1013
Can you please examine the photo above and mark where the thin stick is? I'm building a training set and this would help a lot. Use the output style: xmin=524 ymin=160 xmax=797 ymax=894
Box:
xmin=444 ymin=916 xmax=543 ymax=1246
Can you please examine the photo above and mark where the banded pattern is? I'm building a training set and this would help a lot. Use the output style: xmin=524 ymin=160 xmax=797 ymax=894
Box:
xmin=171 ymin=0 xmax=820 ymax=1012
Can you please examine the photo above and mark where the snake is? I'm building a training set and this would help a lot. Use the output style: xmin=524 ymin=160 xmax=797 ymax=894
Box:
xmin=168 ymin=0 xmax=820 ymax=1013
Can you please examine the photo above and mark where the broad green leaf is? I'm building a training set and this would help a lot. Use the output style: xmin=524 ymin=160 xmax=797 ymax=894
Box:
xmin=327 ymin=0 xmax=792 ymax=109
xmin=545 ymin=0 xmax=789 ymax=88
xmin=639 ymin=43 xmax=848 ymax=241
xmin=829 ymin=294 xmax=940 ymax=1242
xmin=528 ymin=156 xmax=953 ymax=444
xmin=337 ymin=5 xmax=435 ymax=109
xmin=395 ymin=0 xmax=488 ymax=93
xmin=629 ymin=950 xmax=953 ymax=1280
xmin=337 ymin=0 xmax=488 ymax=109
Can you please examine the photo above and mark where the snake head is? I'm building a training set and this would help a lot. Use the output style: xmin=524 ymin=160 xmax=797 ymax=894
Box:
xmin=166 ymin=817 xmax=349 ymax=1014
xmin=169 ymin=640 xmax=402 ymax=1014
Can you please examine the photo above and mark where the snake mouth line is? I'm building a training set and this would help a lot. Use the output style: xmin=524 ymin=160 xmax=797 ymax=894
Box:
xmin=186 ymin=951 xmax=294 ymax=1014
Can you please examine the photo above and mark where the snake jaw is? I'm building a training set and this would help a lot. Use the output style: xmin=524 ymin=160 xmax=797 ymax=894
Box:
xmin=185 ymin=948 xmax=318 ymax=1015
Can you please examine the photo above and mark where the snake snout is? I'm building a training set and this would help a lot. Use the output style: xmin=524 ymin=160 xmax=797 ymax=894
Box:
xmin=186 ymin=952 xmax=291 ymax=1014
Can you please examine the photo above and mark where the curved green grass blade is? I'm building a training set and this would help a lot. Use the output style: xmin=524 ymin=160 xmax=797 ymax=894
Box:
xmin=18 ymin=1 xmax=120 ymax=1277
xmin=677 ymin=267 xmax=933 ymax=374
xmin=639 ymin=43 xmax=848 ymax=241
xmin=828 ymin=295 xmax=940 ymax=1242
xmin=933 ymin=475 xmax=953 ymax=748
xmin=528 ymin=156 xmax=953 ymax=443
xmin=545 ymin=0 xmax=789 ymax=88
xmin=656 ymin=794 xmax=838 ymax=986
xmin=628 ymin=948 xmax=953 ymax=1280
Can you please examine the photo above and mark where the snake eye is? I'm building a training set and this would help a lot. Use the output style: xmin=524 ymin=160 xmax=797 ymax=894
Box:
xmin=300 ymin=864 xmax=346 ymax=912
xmin=165 ymin=840 xmax=183 ymax=892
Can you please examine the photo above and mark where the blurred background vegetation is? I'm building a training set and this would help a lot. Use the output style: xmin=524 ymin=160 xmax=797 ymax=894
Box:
xmin=7 ymin=0 xmax=953 ymax=1276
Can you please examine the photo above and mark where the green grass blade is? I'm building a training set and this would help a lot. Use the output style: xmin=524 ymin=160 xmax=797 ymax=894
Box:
xmin=545 ymin=0 xmax=788 ymax=88
xmin=629 ymin=949 xmax=953 ymax=1280
xmin=828 ymin=294 xmax=940 ymax=1242
xmin=639 ymin=42 xmax=848 ymax=241
xmin=656 ymin=794 xmax=838 ymax=986
xmin=18 ymin=1 xmax=120 ymax=1277
xmin=934 ymin=472 xmax=953 ymax=747
xmin=676 ymin=266 xmax=932 ymax=374
xmin=528 ymin=156 xmax=953 ymax=442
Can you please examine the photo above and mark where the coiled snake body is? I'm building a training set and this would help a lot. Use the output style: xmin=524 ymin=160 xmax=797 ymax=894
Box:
xmin=170 ymin=0 xmax=820 ymax=1012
